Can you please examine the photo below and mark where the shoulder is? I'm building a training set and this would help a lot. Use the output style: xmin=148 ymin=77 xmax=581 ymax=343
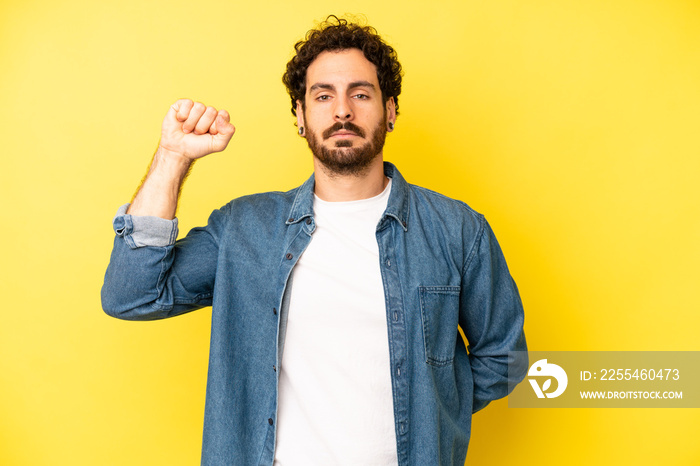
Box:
xmin=206 ymin=186 xmax=300 ymax=226
xmin=227 ymin=187 xmax=299 ymax=212
xmin=408 ymin=183 xmax=485 ymax=232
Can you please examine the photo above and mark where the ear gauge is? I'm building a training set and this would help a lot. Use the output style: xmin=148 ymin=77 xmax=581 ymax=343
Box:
xmin=298 ymin=126 xmax=304 ymax=136
xmin=388 ymin=121 xmax=395 ymax=132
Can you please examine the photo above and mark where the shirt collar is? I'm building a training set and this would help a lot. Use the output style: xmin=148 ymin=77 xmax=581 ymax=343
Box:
xmin=286 ymin=161 xmax=410 ymax=232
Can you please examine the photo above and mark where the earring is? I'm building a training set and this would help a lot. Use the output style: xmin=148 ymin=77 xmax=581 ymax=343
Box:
xmin=388 ymin=121 xmax=394 ymax=131
xmin=298 ymin=126 xmax=304 ymax=136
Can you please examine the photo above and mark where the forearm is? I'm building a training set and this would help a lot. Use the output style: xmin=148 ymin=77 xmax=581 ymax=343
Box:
xmin=128 ymin=146 xmax=193 ymax=220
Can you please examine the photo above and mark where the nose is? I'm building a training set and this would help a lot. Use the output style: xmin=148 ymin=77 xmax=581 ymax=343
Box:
xmin=333 ymin=95 xmax=353 ymax=121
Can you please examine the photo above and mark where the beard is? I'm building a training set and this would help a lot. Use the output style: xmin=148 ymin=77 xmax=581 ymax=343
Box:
xmin=305 ymin=117 xmax=387 ymax=177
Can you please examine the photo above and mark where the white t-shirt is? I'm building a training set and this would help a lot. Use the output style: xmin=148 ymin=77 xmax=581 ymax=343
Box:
xmin=274 ymin=179 xmax=398 ymax=465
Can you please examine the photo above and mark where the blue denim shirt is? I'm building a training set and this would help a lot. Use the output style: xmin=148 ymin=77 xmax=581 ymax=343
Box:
xmin=102 ymin=162 xmax=527 ymax=465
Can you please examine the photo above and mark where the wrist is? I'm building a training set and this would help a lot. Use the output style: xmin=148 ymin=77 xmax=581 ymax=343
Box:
xmin=154 ymin=145 xmax=193 ymax=171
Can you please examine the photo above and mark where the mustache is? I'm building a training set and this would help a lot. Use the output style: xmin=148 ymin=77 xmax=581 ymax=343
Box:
xmin=322 ymin=121 xmax=366 ymax=139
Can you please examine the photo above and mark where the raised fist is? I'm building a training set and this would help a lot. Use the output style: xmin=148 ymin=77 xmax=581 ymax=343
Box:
xmin=159 ymin=99 xmax=236 ymax=160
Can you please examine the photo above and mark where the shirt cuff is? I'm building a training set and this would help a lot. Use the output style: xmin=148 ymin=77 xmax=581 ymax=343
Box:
xmin=112 ymin=204 xmax=179 ymax=248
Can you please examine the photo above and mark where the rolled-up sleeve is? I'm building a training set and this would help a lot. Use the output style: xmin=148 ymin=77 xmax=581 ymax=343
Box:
xmin=112 ymin=203 xmax=179 ymax=248
xmin=460 ymin=217 xmax=528 ymax=413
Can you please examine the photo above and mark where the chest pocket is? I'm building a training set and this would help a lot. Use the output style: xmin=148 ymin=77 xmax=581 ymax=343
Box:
xmin=419 ymin=286 xmax=461 ymax=367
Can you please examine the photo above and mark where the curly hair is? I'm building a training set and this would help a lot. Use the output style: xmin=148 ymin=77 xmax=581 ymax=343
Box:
xmin=282 ymin=15 xmax=403 ymax=118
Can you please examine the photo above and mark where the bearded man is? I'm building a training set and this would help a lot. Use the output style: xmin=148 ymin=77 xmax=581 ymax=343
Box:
xmin=102 ymin=15 xmax=527 ymax=466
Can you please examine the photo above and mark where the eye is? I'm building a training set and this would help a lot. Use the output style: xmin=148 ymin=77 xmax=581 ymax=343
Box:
xmin=353 ymin=93 xmax=369 ymax=100
xmin=316 ymin=95 xmax=331 ymax=101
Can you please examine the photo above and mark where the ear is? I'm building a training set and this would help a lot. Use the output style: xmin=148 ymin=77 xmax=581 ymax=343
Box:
xmin=386 ymin=97 xmax=396 ymax=127
xmin=296 ymin=100 xmax=305 ymax=133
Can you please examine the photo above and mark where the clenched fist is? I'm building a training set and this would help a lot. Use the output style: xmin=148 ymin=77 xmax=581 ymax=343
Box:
xmin=159 ymin=99 xmax=236 ymax=160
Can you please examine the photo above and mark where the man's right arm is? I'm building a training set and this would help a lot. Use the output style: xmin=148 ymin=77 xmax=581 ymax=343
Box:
xmin=101 ymin=99 xmax=235 ymax=320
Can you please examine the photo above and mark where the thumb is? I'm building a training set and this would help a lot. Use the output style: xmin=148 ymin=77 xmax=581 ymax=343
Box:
xmin=215 ymin=114 xmax=236 ymax=137
xmin=210 ymin=115 xmax=235 ymax=152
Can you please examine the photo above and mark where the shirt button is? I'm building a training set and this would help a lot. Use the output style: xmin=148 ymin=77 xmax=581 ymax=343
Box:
xmin=273 ymin=307 xmax=277 ymax=315
xmin=273 ymin=365 xmax=277 ymax=372
xmin=286 ymin=253 xmax=293 ymax=260
xmin=306 ymin=218 xmax=312 ymax=225
xmin=288 ymin=217 xmax=294 ymax=222
xmin=386 ymin=259 xmax=391 ymax=267
xmin=268 ymin=418 xmax=274 ymax=426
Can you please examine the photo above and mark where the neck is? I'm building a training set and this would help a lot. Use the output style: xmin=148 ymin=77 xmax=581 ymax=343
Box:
xmin=313 ymin=155 xmax=388 ymax=202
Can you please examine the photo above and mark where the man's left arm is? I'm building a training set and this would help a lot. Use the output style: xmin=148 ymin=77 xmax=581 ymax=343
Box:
xmin=459 ymin=216 xmax=528 ymax=413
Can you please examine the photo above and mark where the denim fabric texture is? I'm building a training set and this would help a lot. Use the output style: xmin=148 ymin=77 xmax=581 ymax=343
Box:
xmin=102 ymin=162 xmax=528 ymax=466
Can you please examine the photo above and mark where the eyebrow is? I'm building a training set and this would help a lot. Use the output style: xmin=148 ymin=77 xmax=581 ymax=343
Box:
xmin=309 ymin=81 xmax=376 ymax=93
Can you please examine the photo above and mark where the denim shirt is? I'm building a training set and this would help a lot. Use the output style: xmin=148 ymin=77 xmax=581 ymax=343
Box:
xmin=102 ymin=162 xmax=527 ymax=466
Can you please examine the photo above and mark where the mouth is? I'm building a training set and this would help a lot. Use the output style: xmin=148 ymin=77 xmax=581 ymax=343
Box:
xmin=330 ymin=131 xmax=359 ymax=138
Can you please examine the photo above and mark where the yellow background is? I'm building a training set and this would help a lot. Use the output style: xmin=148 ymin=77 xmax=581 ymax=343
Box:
xmin=1 ymin=0 xmax=699 ymax=464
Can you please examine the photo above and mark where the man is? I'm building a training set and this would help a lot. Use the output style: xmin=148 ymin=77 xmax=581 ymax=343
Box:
xmin=102 ymin=16 xmax=527 ymax=466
